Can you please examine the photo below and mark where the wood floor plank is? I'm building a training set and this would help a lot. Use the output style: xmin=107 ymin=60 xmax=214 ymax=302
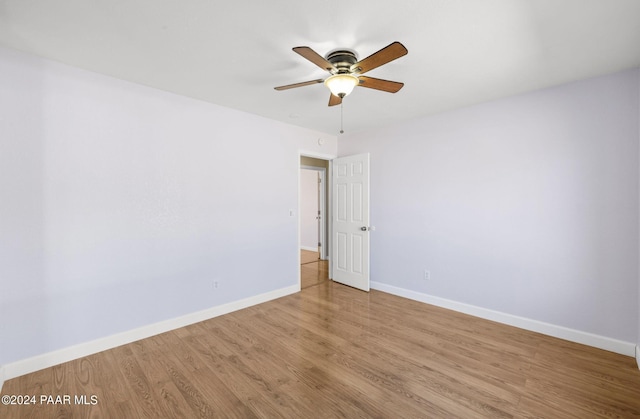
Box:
xmin=300 ymin=250 xmax=329 ymax=289
xmin=174 ymin=327 xmax=287 ymax=418
xmin=111 ymin=343 xmax=174 ymax=418
xmin=2 ymin=279 xmax=640 ymax=418
xmin=128 ymin=337 xmax=205 ymax=418
xmin=156 ymin=330 xmax=258 ymax=418
xmin=159 ymin=351 xmax=254 ymax=418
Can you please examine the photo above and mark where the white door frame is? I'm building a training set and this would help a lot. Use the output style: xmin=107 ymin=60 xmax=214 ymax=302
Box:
xmin=299 ymin=150 xmax=336 ymax=287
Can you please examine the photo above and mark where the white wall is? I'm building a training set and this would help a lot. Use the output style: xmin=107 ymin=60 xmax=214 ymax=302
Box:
xmin=339 ymin=68 xmax=640 ymax=346
xmin=0 ymin=45 xmax=337 ymax=366
xmin=300 ymin=169 xmax=319 ymax=251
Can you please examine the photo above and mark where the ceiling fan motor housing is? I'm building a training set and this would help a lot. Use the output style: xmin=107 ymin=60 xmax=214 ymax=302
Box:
xmin=325 ymin=50 xmax=358 ymax=74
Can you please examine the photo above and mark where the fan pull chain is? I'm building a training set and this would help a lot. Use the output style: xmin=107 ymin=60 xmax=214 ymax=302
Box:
xmin=340 ymin=101 xmax=344 ymax=134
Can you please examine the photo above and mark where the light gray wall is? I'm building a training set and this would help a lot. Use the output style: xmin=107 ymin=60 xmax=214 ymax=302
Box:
xmin=0 ymin=46 xmax=337 ymax=365
xmin=339 ymin=68 xmax=640 ymax=344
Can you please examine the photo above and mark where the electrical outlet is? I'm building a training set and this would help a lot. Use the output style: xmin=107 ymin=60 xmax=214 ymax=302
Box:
xmin=423 ymin=270 xmax=430 ymax=280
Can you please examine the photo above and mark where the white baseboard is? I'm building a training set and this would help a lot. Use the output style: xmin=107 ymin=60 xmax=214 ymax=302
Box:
xmin=0 ymin=284 xmax=299 ymax=384
xmin=636 ymin=345 xmax=640 ymax=370
xmin=300 ymin=246 xmax=318 ymax=252
xmin=371 ymin=281 xmax=636 ymax=357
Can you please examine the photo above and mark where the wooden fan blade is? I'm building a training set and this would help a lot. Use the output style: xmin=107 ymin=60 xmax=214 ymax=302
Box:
xmin=351 ymin=42 xmax=408 ymax=75
xmin=293 ymin=47 xmax=337 ymax=72
xmin=274 ymin=79 xmax=324 ymax=91
xmin=328 ymin=94 xmax=342 ymax=107
xmin=357 ymin=76 xmax=404 ymax=93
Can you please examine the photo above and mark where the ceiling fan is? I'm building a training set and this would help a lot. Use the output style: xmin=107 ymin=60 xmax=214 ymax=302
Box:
xmin=274 ymin=42 xmax=408 ymax=106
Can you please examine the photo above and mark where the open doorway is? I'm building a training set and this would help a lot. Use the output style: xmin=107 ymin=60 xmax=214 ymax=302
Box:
xmin=300 ymin=155 xmax=330 ymax=289
xmin=300 ymin=167 xmax=325 ymax=256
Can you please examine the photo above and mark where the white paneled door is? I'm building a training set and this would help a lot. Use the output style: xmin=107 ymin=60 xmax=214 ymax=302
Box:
xmin=332 ymin=153 xmax=370 ymax=291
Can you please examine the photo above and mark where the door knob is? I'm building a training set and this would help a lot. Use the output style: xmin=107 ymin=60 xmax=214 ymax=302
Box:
xmin=361 ymin=226 xmax=368 ymax=231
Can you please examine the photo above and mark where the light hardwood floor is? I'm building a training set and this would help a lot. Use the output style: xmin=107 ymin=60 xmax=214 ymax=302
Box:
xmin=301 ymin=250 xmax=328 ymax=289
xmin=1 ymin=279 xmax=639 ymax=418
xmin=300 ymin=249 xmax=321 ymax=265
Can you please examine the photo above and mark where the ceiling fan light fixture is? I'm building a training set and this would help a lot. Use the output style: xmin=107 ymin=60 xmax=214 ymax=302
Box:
xmin=324 ymin=73 xmax=359 ymax=98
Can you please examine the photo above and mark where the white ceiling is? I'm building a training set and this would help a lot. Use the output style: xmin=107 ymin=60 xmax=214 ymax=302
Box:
xmin=1 ymin=0 xmax=639 ymax=136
